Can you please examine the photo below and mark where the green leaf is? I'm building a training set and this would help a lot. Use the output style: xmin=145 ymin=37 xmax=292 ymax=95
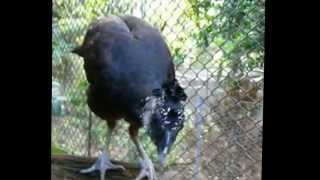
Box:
xmin=52 ymin=144 xmax=67 ymax=155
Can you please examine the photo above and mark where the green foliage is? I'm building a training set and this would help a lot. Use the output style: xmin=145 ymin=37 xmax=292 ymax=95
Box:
xmin=185 ymin=0 xmax=264 ymax=76
xmin=52 ymin=144 xmax=67 ymax=155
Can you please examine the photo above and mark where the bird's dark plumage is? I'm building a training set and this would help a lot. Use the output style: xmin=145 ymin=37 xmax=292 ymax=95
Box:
xmin=73 ymin=15 xmax=187 ymax=179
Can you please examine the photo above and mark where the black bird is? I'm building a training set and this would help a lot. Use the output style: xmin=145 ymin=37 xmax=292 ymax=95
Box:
xmin=72 ymin=15 xmax=187 ymax=180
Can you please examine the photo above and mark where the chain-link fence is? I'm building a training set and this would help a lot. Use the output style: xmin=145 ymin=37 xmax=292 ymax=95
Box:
xmin=52 ymin=0 xmax=264 ymax=179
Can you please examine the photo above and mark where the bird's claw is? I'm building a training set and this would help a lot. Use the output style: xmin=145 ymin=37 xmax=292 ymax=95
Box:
xmin=79 ymin=150 xmax=125 ymax=180
xmin=135 ymin=158 xmax=158 ymax=180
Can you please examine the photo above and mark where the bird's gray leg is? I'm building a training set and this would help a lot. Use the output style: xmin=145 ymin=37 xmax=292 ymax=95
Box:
xmin=80 ymin=124 xmax=125 ymax=180
xmin=131 ymin=96 xmax=159 ymax=180
xmin=105 ymin=127 xmax=113 ymax=150
xmin=132 ymin=137 xmax=158 ymax=180
xmin=129 ymin=123 xmax=158 ymax=180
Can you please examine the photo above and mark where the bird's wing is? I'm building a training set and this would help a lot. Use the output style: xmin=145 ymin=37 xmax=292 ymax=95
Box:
xmin=73 ymin=16 xmax=133 ymax=64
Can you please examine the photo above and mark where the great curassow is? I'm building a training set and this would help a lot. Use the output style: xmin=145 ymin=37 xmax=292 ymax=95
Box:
xmin=72 ymin=15 xmax=187 ymax=180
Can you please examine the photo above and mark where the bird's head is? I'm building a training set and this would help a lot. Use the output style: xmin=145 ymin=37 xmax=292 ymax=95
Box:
xmin=141 ymin=81 xmax=187 ymax=166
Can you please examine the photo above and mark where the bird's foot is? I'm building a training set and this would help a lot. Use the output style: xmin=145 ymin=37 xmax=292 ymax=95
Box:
xmin=79 ymin=150 xmax=125 ymax=180
xmin=135 ymin=158 xmax=158 ymax=180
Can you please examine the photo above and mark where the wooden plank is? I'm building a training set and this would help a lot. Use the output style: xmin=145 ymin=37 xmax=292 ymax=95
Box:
xmin=51 ymin=155 xmax=147 ymax=180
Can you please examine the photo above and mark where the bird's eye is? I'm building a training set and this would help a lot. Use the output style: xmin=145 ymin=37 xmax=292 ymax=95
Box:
xmin=167 ymin=110 xmax=178 ymax=118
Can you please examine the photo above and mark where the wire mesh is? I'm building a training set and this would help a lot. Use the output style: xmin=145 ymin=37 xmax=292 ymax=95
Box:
xmin=52 ymin=0 xmax=264 ymax=179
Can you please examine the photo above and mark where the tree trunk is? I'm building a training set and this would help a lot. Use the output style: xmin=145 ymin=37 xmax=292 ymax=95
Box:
xmin=51 ymin=155 xmax=147 ymax=180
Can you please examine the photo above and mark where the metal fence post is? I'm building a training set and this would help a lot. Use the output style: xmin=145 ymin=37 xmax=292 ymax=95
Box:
xmin=193 ymin=96 xmax=204 ymax=180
